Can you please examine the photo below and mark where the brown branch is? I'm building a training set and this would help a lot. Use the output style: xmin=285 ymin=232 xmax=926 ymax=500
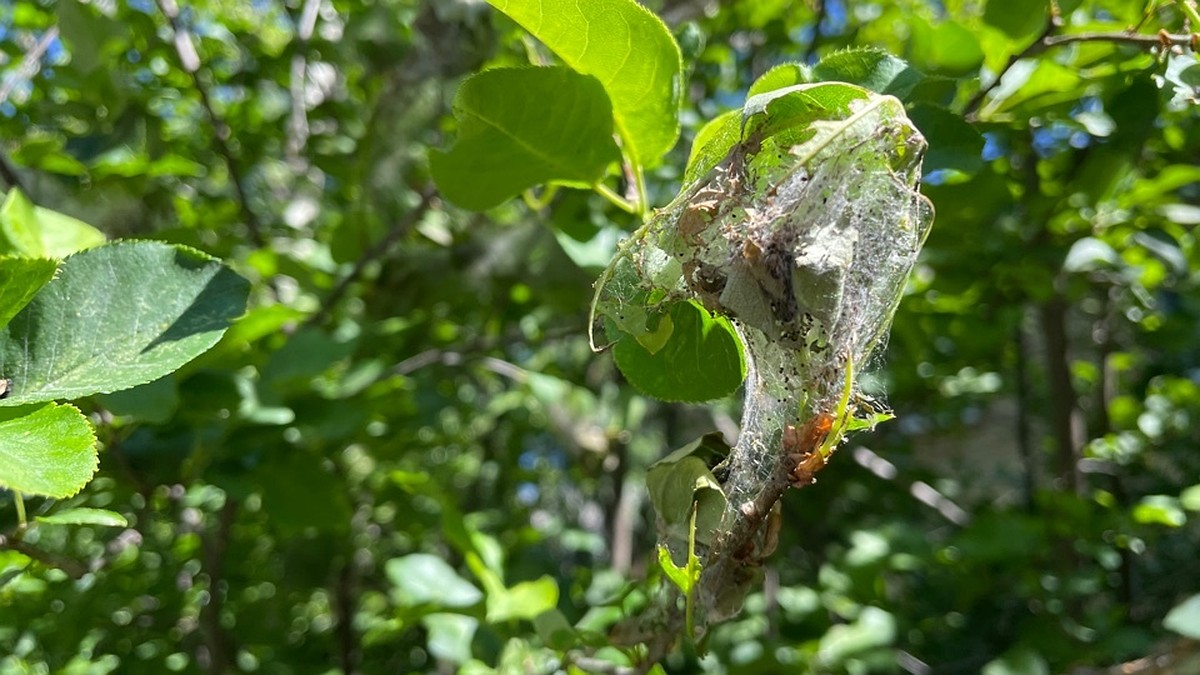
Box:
xmin=306 ymin=186 xmax=437 ymax=327
xmin=154 ymin=0 xmax=266 ymax=248
xmin=964 ymin=21 xmax=1196 ymax=118
xmin=0 ymin=26 xmax=58 ymax=108
xmin=1040 ymin=294 xmax=1085 ymax=495
xmin=0 ymin=532 xmax=88 ymax=579
xmin=198 ymin=499 xmax=238 ymax=675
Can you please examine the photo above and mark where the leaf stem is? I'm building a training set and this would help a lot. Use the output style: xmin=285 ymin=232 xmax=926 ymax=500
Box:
xmin=596 ymin=183 xmax=638 ymax=214
xmin=1174 ymin=0 xmax=1200 ymax=28
xmin=14 ymin=492 xmax=25 ymax=528
xmin=633 ymin=164 xmax=651 ymax=220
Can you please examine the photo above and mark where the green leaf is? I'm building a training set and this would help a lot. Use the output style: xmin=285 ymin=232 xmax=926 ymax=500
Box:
xmin=36 ymin=507 xmax=128 ymax=527
xmin=533 ymin=609 xmax=577 ymax=650
xmin=683 ymin=109 xmax=741 ymax=185
xmin=813 ymin=48 xmax=924 ymax=100
xmin=423 ymin=613 xmax=479 ymax=664
xmin=1133 ymin=495 xmax=1186 ymax=527
xmin=0 ymin=241 xmax=249 ymax=405
xmin=909 ymin=19 xmax=985 ymax=75
xmin=0 ymin=189 xmax=106 ymax=258
xmin=488 ymin=0 xmax=682 ymax=166
xmin=1164 ymin=593 xmax=1200 ymax=639
xmin=982 ymin=647 xmax=1050 ymax=675
xmin=983 ymin=0 xmax=1047 ymax=42
xmin=0 ymin=403 xmax=96 ymax=498
xmin=0 ymin=256 xmax=57 ymax=330
xmin=646 ymin=433 xmax=730 ymax=547
xmin=1180 ymin=484 xmax=1200 ymax=511
xmin=748 ymin=62 xmax=812 ymax=98
xmin=908 ymin=104 xmax=984 ymax=176
xmin=96 ymin=375 xmax=179 ymax=424
xmin=486 ymin=576 xmax=559 ymax=623
xmin=613 ymin=301 xmax=745 ymax=403
xmin=816 ymin=607 xmax=897 ymax=666
xmin=386 ymin=554 xmax=484 ymax=609
xmin=431 ymin=67 xmax=620 ymax=211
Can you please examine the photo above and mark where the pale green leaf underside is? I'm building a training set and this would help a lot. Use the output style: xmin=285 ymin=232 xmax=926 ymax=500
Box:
xmin=0 ymin=241 xmax=249 ymax=404
xmin=488 ymin=0 xmax=682 ymax=166
xmin=431 ymin=67 xmax=620 ymax=211
xmin=37 ymin=507 xmax=129 ymax=527
xmin=0 ymin=256 xmax=57 ymax=330
xmin=0 ymin=403 xmax=96 ymax=498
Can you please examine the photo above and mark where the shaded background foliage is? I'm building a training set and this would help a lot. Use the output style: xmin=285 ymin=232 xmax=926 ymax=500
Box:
xmin=2 ymin=0 xmax=1200 ymax=673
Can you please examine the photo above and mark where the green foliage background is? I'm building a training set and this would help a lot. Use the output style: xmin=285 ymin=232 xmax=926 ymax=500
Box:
xmin=2 ymin=0 xmax=1200 ymax=673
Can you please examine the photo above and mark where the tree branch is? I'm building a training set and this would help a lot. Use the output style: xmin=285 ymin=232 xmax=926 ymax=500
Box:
xmin=154 ymin=0 xmax=267 ymax=248
xmin=965 ymin=23 xmax=1194 ymax=119
xmin=307 ymin=187 xmax=437 ymax=326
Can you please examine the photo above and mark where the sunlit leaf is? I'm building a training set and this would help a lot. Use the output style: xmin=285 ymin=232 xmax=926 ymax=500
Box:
xmin=0 ymin=241 xmax=249 ymax=405
xmin=0 ymin=403 xmax=96 ymax=498
xmin=488 ymin=0 xmax=682 ymax=166
xmin=431 ymin=67 xmax=620 ymax=210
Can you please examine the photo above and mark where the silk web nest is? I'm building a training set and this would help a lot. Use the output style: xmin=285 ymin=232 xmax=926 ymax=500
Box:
xmin=593 ymin=84 xmax=934 ymax=533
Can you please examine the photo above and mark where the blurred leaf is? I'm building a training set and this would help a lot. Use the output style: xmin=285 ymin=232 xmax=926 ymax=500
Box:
xmin=423 ymin=613 xmax=479 ymax=664
xmin=817 ymin=607 xmax=896 ymax=666
xmin=36 ymin=507 xmax=127 ymax=527
xmin=0 ymin=403 xmax=96 ymax=498
xmin=1181 ymin=484 xmax=1200 ymax=511
xmin=983 ymin=647 xmax=1050 ymax=675
xmin=1133 ymin=495 xmax=1186 ymax=527
xmin=386 ymin=554 xmax=484 ymax=609
xmin=489 ymin=0 xmax=682 ymax=166
xmin=909 ymin=19 xmax=984 ymax=75
xmin=96 ymin=375 xmax=179 ymax=424
xmin=613 ymin=301 xmax=745 ymax=403
xmin=0 ymin=241 xmax=249 ymax=405
xmin=533 ymin=609 xmax=577 ymax=650
xmin=431 ymin=67 xmax=620 ymax=211
xmin=1164 ymin=594 xmax=1200 ymax=639
xmin=486 ymin=576 xmax=559 ymax=623
xmin=908 ymin=104 xmax=984 ymax=175
xmin=983 ymin=0 xmax=1047 ymax=42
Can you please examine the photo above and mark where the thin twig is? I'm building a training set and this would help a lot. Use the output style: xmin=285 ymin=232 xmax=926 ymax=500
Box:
xmin=0 ymin=532 xmax=89 ymax=579
xmin=154 ymin=0 xmax=267 ymax=247
xmin=966 ymin=28 xmax=1194 ymax=119
xmin=1043 ymin=29 xmax=1195 ymax=48
xmin=964 ymin=20 xmax=1059 ymax=119
xmin=306 ymin=187 xmax=437 ymax=327
xmin=0 ymin=26 xmax=58 ymax=108
xmin=0 ymin=25 xmax=60 ymax=196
